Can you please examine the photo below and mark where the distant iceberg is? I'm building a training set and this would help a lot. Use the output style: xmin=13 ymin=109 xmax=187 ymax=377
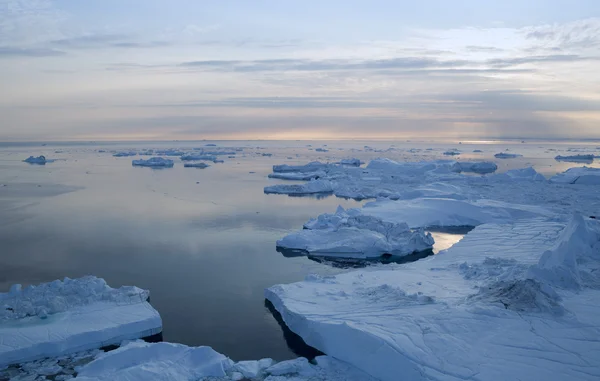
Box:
xmin=443 ymin=150 xmax=460 ymax=156
xmin=132 ymin=157 xmax=174 ymax=167
xmin=154 ymin=149 xmax=184 ymax=156
xmin=112 ymin=151 xmax=137 ymax=157
xmin=23 ymin=156 xmax=48 ymax=164
xmin=315 ymin=148 xmax=328 ymax=152
xmin=451 ymin=161 xmax=497 ymax=174
xmin=494 ymin=152 xmax=522 ymax=159
xmin=338 ymin=158 xmax=362 ymax=166
xmin=180 ymin=154 xmax=217 ymax=161
xmin=555 ymin=154 xmax=594 ymax=163
xmin=273 ymin=161 xmax=329 ymax=173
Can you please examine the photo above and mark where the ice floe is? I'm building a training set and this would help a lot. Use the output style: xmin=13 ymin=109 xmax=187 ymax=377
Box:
xmin=264 ymin=179 xmax=334 ymax=195
xmin=131 ymin=157 xmax=174 ymax=168
xmin=338 ymin=158 xmax=362 ymax=166
xmin=266 ymin=215 xmax=600 ymax=381
xmin=268 ymin=171 xmax=325 ymax=181
xmin=555 ymin=154 xmax=595 ymax=163
xmin=273 ymin=161 xmax=329 ymax=173
xmin=0 ymin=276 xmax=162 ymax=367
xmin=450 ymin=161 xmax=497 ymax=174
xmin=277 ymin=206 xmax=434 ymax=258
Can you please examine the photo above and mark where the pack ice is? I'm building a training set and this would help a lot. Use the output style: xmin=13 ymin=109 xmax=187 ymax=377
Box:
xmin=131 ymin=157 xmax=174 ymax=168
xmin=0 ymin=276 xmax=162 ymax=367
xmin=266 ymin=215 xmax=600 ymax=381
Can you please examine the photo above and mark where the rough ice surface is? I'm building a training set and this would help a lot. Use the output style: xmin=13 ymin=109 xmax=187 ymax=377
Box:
xmin=277 ymin=206 xmax=434 ymax=258
xmin=264 ymin=179 xmax=334 ymax=195
xmin=0 ymin=276 xmax=162 ymax=367
xmin=550 ymin=166 xmax=600 ymax=185
xmin=23 ymin=156 xmax=48 ymax=164
xmin=555 ymin=154 xmax=595 ymax=163
xmin=266 ymin=216 xmax=600 ymax=381
xmin=494 ymin=152 xmax=522 ymax=159
xmin=183 ymin=162 xmax=210 ymax=168
xmin=68 ymin=340 xmax=375 ymax=381
xmin=131 ymin=157 xmax=174 ymax=168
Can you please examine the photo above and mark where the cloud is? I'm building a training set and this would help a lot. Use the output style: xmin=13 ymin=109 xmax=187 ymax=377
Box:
xmin=49 ymin=34 xmax=171 ymax=49
xmin=465 ymin=45 xmax=504 ymax=53
xmin=0 ymin=46 xmax=65 ymax=57
xmin=523 ymin=18 xmax=600 ymax=50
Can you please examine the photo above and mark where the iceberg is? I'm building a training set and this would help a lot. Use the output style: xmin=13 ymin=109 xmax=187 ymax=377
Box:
xmin=180 ymin=154 xmax=217 ymax=161
xmin=315 ymin=148 xmax=328 ymax=152
xmin=67 ymin=340 xmax=375 ymax=381
xmin=277 ymin=206 xmax=434 ymax=258
xmin=131 ymin=157 xmax=174 ymax=168
xmin=443 ymin=150 xmax=460 ymax=156
xmin=555 ymin=154 xmax=595 ymax=163
xmin=550 ymin=166 xmax=600 ymax=185
xmin=184 ymin=162 xmax=210 ymax=168
xmin=0 ymin=276 xmax=162 ymax=367
xmin=494 ymin=152 xmax=522 ymax=159
xmin=266 ymin=216 xmax=600 ymax=381
xmin=23 ymin=156 xmax=48 ymax=164
xmin=154 ymin=149 xmax=184 ymax=156
xmin=488 ymin=167 xmax=547 ymax=182
xmin=112 ymin=152 xmax=137 ymax=157
xmin=264 ymin=180 xmax=334 ymax=195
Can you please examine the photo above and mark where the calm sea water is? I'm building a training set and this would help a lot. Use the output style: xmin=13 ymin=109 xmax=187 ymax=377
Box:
xmin=0 ymin=139 xmax=598 ymax=360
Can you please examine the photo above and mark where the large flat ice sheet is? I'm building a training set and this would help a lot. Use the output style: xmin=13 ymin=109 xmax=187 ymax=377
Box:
xmin=266 ymin=217 xmax=600 ymax=381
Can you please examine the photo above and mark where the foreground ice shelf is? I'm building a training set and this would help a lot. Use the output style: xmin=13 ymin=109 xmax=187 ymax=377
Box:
xmin=267 ymin=216 xmax=600 ymax=381
xmin=0 ymin=277 xmax=162 ymax=368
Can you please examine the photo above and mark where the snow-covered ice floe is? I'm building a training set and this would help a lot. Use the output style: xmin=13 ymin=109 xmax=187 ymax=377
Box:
xmin=23 ymin=156 xmax=49 ymax=164
xmin=277 ymin=206 xmax=434 ymax=258
xmin=273 ymin=161 xmax=329 ymax=173
xmin=555 ymin=154 xmax=595 ymax=163
xmin=550 ymin=166 xmax=600 ymax=185
xmin=66 ymin=340 xmax=375 ymax=381
xmin=266 ymin=215 xmax=600 ymax=381
xmin=494 ymin=152 xmax=522 ymax=159
xmin=183 ymin=162 xmax=210 ymax=168
xmin=131 ymin=157 xmax=174 ymax=168
xmin=268 ymin=171 xmax=325 ymax=181
xmin=0 ymin=276 xmax=162 ymax=368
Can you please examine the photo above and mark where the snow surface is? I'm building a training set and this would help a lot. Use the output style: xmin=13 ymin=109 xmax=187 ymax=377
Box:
xmin=550 ymin=166 xmax=600 ymax=185
xmin=71 ymin=340 xmax=376 ymax=381
xmin=266 ymin=216 xmax=600 ymax=381
xmin=277 ymin=206 xmax=434 ymax=258
xmin=555 ymin=154 xmax=595 ymax=163
xmin=131 ymin=157 xmax=174 ymax=168
xmin=0 ymin=277 xmax=162 ymax=367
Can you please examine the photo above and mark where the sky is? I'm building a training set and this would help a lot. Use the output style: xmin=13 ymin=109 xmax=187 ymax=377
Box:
xmin=1 ymin=0 xmax=600 ymax=141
